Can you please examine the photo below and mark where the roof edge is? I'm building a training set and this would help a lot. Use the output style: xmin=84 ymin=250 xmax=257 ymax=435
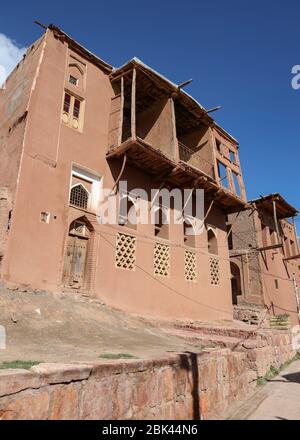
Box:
xmin=48 ymin=24 xmax=113 ymax=73
xmin=249 ymin=193 xmax=298 ymax=218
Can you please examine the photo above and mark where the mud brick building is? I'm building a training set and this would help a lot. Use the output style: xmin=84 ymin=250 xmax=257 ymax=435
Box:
xmin=228 ymin=193 xmax=300 ymax=324
xmin=0 ymin=24 xmax=252 ymax=322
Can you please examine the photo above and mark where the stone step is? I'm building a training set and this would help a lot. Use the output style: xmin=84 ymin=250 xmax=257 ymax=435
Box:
xmin=163 ymin=327 xmax=244 ymax=349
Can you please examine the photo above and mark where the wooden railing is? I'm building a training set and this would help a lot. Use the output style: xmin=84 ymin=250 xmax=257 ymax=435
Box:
xmin=178 ymin=142 xmax=214 ymax=177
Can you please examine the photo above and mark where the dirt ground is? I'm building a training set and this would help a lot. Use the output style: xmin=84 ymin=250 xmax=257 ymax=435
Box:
xmin=0 ymin=283 xmax=203 ymax=363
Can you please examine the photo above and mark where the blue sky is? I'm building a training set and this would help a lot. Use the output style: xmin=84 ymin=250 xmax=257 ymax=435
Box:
xmin=1 ymin=0 xmax=299 ymax=220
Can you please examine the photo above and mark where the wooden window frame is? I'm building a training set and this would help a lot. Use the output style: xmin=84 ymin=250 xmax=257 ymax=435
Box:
xmin=62 ymin=91 xmax=84 ymax=131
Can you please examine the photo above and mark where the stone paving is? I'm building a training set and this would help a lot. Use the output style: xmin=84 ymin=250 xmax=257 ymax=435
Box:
xmin=231 ymin=359 xmax=300 ymax=420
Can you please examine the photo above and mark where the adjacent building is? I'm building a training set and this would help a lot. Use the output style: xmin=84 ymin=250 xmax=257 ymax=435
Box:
xmin=228 ymin=193 xmax=300 ymax=325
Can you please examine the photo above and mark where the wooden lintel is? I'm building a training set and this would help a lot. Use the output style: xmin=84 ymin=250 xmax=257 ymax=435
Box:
xmin=283 ymin=254 xmax=300 ymax=261
xmin=257 ymin=243 xmax=283 ymax=252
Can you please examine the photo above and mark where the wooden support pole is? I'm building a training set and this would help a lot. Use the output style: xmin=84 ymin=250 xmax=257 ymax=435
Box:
xmin=131 ymin=68 xmax=136 ymax=140
xmin=110 ymin=154 xmax=127 ymax=196
xmin=149 ymin=180 xmax=167 ymax=211
xmin=177 ymin=189 xmax=194 ymax=220
xmin=273 ymin=199 xmax=281 ymax=245
xmin=118 ymin=76 xmax=124 ymax=146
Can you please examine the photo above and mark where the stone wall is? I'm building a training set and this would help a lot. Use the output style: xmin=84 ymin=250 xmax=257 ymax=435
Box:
xmin=0 ymin=349 xmax=256 ymax=420
xmin=173 ymin=323 xmax=297 ymax=379
xmin=0 ymin=328 xmax=297 ymax=420
xmin=233 ymin=304 xmax=268 ymax=325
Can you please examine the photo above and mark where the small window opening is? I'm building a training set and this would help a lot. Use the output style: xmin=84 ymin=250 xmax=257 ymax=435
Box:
xmin=69 ymin=75 xmax=78 ymax=86
xmin=73 ymin=99 xmax=81 ymax=118
xmin=63 ymin=93 xmax=71 ymax=113
xmin=275 ymin=279 xmax=279 ymax=289
xmin=70 ymin=184 xmax=89 ymax=210
xmin=229 ymin=150 xmax=235 ymax=163
xmin=216 ymin=139 xmax=221 ymax=153
xmin=232 ymin=172 xmax=241 ymax=197
xmin=40 ymin=212 xmax=50 ymax=223
xmin=217 ymin=161 xmax=229 ymax=189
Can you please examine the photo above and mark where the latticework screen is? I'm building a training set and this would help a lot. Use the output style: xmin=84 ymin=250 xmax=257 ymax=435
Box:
xmin=184 ymin=250 xmax=197 ymax=281
xmin=154 ymin=242 xmax=170 ymax=277
xmin=210 ymin=257 xmax=220 ymax=285
xmin=70 ymin=185 xmax=89 ymax=210
xmin=115 ymin=233 xmax=136 ymax=271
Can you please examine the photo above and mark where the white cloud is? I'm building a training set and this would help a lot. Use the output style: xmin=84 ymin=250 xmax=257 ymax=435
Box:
xmin=0 ymin=33 xmax=26 ymax=87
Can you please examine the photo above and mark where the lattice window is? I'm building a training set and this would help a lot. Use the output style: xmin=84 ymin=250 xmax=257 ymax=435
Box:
xmin=210 ymin=257 xmax=220 ymax=285
xmin=70 ymin=184 xmax=89 ymax=210
xmin=154 ymin=242 xmax=170 ymax=277
xmin=185 ymin=250 xmax=197 ymax=282
xmin=115 ymin=233 xmax=136 ymax=271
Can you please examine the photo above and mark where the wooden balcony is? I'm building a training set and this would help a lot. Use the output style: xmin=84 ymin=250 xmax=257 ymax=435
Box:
xmin=107 ymin=62 xmax=248 ymax=213
xmin=178 ymin=141 xmax=215 ymax=179
xmin=107 ymin=137 xmax=247 ymax=213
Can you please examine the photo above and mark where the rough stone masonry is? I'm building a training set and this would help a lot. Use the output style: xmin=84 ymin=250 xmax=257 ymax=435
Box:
xmin=0 ymin=327 xmax=297 ymax=420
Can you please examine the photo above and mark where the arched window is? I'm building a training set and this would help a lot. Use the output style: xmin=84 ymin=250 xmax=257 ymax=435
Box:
xmin=230 ymin=262 xmax=242 ymax=305
xmin=68 ymin=63 xmax=84 ymax=89
xmin=183 ymin=217 xmax=196 ymax=248
xmin=154 ymin=207 xmax=169 ymax=239
xmin=118 ymin=195 xmax=137 ymax=230
xmin=207 ymin=227 xmax=218 ymax=255
xmin=70 ymin=184 xmax=89 ymax=210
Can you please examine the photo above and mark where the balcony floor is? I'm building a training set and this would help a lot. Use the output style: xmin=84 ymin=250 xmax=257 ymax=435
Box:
xmin=107 ymin=137 xmax=248 ymax=213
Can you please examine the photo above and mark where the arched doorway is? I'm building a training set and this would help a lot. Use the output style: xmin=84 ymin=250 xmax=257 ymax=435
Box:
xmin=63 ymin=217 xmax=94 ymax=289
xmin=230 ymin=261 xmax=242 ymax=305
xmin=207 ymin=227 xmax=218 ymax=255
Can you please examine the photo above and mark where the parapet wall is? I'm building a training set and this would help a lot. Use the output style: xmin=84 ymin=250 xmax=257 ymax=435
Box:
xmin=0 ymin=328 xmax=297 ymax=420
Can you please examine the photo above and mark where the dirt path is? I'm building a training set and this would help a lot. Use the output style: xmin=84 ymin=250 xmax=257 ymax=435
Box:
xmin=0 ymin=284 xmax=203 ymax=363
xmin=231 ymin=359 xmax=300 ymax=420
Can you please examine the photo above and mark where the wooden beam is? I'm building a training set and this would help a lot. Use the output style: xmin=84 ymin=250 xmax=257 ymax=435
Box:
xmin=118 ymin=77 xmax=124 ymax=146
xmin=273 ymin=199 xmax=282 ymax=246
xmin=257 ymin=243 xmax=283 ymax=252
xmin=283 ymin=254 xmax=300 ymax=261
xmin=131 ymin=68 xmax=136 ymax=140
xmin=110 ymin=154 xmax=127 ymax=195
xmin=170 ymin=98 xmax=179 ymax=162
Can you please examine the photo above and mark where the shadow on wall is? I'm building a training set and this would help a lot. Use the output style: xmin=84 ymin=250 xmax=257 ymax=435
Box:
xmin=179 ymin=352 xmax=201 ymax=420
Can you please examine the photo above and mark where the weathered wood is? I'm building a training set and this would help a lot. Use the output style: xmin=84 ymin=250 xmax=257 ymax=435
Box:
xmin=131 ymin=68 xmax=136 ymax=140
xmin=273 ymin=199 xmax=281 ymax=245
xmin=118 ymin=77 xmax=124 ymax=146
xmin=257 ymin=243 xmax=283 ymax=252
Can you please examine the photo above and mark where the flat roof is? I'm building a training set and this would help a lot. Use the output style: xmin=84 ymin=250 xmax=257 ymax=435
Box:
xmin=249 ymin=193 xmax=298 ymax=219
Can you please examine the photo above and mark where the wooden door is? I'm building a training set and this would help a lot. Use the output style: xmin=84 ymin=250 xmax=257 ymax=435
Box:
xmin=63 ymin=235 xmax=88 ymax=288
xmin=72 ymin=236 xmax=88 ymax=287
